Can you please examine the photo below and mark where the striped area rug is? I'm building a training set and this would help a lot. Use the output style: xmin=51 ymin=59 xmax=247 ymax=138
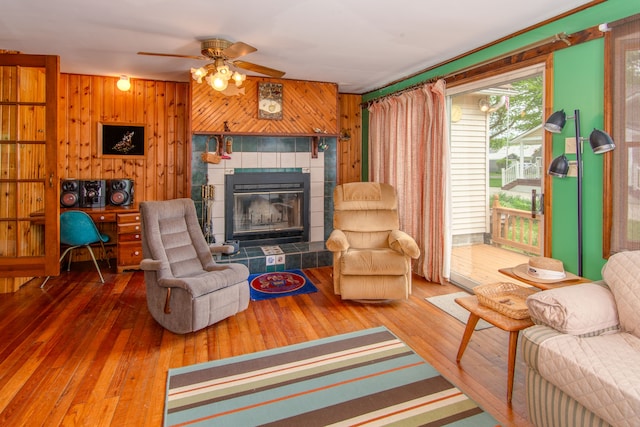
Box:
xmin=164 ymin=327 xmax=500 ymax=426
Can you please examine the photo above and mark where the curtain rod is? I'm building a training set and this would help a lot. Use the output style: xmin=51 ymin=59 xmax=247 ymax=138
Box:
xmin=362 ymin=32 xmax=572 ymax=109
xmin=444 ymin=32 xmax=570 ymax=78
xmin=361 ymin=78 xmax=442 ymax=109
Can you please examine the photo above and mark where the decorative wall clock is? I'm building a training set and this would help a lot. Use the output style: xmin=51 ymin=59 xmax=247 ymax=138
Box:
xmin=258 ymin=82 xmax=283 ymax=120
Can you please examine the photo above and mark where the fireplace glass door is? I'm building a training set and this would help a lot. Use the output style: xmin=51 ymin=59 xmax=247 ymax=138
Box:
xmin=233 ymin=190 xmax=304 ymax=236
xmin=225 ymin=171 xmax=310 ymax=247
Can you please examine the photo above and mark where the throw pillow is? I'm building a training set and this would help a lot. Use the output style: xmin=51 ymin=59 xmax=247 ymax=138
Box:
xmin=525 ymin=283 xmax=619 ymax=337
xmin=602 ymin=251 xmax=640 ymax=338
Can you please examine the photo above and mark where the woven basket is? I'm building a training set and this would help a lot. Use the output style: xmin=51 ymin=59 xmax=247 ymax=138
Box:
xmin=474 ymin=282 xmax=537 ymax=319
xmin=201 ymin=151 xmax=221 ymax=164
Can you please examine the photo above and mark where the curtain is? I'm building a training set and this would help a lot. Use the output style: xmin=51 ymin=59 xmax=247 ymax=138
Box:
xmin=609 ymin=14 xmax=640 ymax=253
xmin=368 ymin=79 xmax=449 ymax=283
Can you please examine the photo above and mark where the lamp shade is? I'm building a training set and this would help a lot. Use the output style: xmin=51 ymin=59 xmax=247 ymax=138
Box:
xmin=544 ymin=110 xmax=567 ymax=133
xmin=589 ymin=129 xmax=616 ymax=154
xmin=548 ymin=154 xmax=569 ymax=177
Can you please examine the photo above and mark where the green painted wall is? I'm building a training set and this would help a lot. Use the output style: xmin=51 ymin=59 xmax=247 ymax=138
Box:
xmin=361 ymin=0 xmax=640 ymax=280
xmin=551 ymin=40 xmax=606 ymax=278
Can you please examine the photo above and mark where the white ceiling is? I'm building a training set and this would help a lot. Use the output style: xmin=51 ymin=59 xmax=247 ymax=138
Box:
xmin=1 ymin=0 xmax=593 ymax=94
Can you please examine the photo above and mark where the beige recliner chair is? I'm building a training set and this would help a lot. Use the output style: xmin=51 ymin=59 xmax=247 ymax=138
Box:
xmin=139 ymin=198 xmax=250 ymax=334
xmin=326 ymin=182 xmax=420 ymax=301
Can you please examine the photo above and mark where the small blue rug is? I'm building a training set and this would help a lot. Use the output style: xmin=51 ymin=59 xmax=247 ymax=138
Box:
xmin=248 ymin=269 xmax=318 ymax=301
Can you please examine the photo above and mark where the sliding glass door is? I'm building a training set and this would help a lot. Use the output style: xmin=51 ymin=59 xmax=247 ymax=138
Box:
xmin=447 ymin=65 xmax=546 ymax=289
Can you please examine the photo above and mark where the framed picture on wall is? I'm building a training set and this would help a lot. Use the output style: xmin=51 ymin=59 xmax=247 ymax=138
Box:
xmin=258 ymin=82 xmax=283 ymax=120
xmin=99 ymin=123 xmax=146 ymax=158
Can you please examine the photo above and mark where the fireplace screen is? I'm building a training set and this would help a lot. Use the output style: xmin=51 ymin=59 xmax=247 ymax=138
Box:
xmin=225 ymin=172 xmax=310 ymax=246
xmin=234 ymin=190 xmax=303 ymax=236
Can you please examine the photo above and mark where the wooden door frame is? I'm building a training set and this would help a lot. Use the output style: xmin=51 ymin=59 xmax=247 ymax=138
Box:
xmin=0 ymin=53 xmax=60 ymax=278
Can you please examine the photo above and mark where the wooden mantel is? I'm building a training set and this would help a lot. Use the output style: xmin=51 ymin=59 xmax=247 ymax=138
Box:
xmin=191 ymin=76 xmax=339 ymax=135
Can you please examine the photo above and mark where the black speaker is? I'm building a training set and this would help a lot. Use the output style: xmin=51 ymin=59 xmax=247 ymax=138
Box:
xmin=79 ymin=180 xmax=106 ymax=208
xmin=107 ymin=179 xmax=134 ymax=206
xmin=60 ymin=179 xmax=80 ymax=208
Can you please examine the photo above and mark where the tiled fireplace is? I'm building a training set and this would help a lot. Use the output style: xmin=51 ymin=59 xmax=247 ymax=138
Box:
xmin=191 ymin=135 xmax=335 ymax=272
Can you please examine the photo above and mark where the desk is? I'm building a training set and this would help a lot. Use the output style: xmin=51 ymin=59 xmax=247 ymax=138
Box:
xmin=455 ymin=295 xmax=534 ymax=403
xmin=498 ymin=267 xmax=590 ymax=290
xmin=75 ymin=205 xmax=142 ymax=273
xmin=33 ymin=205 xmax=142 ymax=273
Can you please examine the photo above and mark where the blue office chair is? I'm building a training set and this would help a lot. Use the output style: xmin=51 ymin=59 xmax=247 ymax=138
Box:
xmin=41 ymin=211 xmax=111 ymax=287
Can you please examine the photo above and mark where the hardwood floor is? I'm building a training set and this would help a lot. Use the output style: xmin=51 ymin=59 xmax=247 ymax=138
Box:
xmin=450 ymin=243 xmax=532 ymax=289
xmin=0 ymin=264 xmax=533 ymax=426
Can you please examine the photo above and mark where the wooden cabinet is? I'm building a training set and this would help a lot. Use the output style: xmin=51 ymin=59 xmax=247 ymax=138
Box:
xmin=80 ymin=207 xmax=142 ymax=273
xmin=116 ymin=212 xmax=142 ymax=272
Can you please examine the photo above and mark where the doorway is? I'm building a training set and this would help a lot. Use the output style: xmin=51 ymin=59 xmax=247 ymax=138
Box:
xmin=447 ymin=65 xmax=546 ymax=289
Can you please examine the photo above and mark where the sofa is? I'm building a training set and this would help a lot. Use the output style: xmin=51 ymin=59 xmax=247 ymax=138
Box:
xmin=522 ymin=251 xmax=640 ymax=427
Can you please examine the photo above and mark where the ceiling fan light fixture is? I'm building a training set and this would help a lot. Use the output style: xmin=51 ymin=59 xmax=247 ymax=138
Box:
xmin=232 ymin=71 xmax=246 ymax=86
xmin=190 ymin=67 xmax=207 ymax=83
xmin=214 ymin=58 xmax=231 ymax=77
xmin=207 ymin=72 xmax=229 ymax=91
xmin=140 ymin=38 xmax=285 ymax=95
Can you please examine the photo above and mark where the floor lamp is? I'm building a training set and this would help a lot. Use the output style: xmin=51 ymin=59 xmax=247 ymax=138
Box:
xmin=543 ymin=109 xmax=615 ymax=277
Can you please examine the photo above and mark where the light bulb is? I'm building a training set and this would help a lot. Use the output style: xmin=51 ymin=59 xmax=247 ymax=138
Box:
xmin=210 ymin=72 xmax=229 ymax=91
xmin=232 ymin=71 xmax=246 ymax=86
xmin=217 ymin=64 xmax=230 ymax=77
xmin=117 ymin=75 xmax=131 ymax=91
xmin=190 ymin=67 xmax=207 ymax=84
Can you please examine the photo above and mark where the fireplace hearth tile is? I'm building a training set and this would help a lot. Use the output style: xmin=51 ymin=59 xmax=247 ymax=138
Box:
xmin=261 ymin=246 xmax=284 ymax=255
xmin=244 ymin=247 xmax=265 ymax=257
xmin=216 ymin=241 xmax=331 ymax=274
xmin=278 ymin=243 xmax=300 ymax=254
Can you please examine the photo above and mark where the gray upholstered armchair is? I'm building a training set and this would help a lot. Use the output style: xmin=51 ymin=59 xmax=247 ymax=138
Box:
xmin=326 ymin=182 xmax=420 ymax=301
xmin=139 ymin=198 xmax=250 ymax=334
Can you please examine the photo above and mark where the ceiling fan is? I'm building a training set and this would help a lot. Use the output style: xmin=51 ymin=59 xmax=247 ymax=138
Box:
xmin=138 ymin=38 xmax=285 ymax=95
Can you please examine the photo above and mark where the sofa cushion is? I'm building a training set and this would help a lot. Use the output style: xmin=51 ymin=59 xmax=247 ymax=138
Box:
xmin=526 ymin=283 xmax=619 ymax=337
xmin=534 ymin=331 xmax=640 ymax=427
xmin=602 ymin=251 xmax=640 ymax=338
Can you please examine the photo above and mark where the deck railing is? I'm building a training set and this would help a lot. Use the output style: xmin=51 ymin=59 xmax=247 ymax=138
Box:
xmin=501 ymin=161 xmax=542 ymax=187
xmin=491 ymin=194 xmax=542 ymax=255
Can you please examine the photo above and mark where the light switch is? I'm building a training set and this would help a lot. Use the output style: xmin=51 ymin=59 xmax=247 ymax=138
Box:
xmin=565 ymin=137 xmax=577 ymax=153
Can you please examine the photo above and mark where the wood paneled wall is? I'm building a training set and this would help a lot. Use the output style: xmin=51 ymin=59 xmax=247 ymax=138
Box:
xmin=191 ymin=77 xmax=338 ymax=135
xmin=191 ymin=76 xmax=363 ymax=184
xmin=338 ymin=94 xmax=362 ymax=183
xmin=58 ymin=75 xmax=191 ymax=202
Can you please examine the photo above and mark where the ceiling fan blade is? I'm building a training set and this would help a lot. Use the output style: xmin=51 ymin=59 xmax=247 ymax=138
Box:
xmin=223 ymin=41 xmax=257 ymax=59
xmin=233 ymin=60 xmax=286 ymax=78
xmin=137 ymin=51 xmax=207 ymax=60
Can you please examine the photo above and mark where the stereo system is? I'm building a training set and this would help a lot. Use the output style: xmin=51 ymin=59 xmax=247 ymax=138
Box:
xmin=107 ymin=179 xmax=134 ymax=207
xmin=61 ymin=179 xmax=134 ymax=208
xmin=80 ymin=180 xmax=106 ymax=208
xmin=60 ymin=179 xmax=80 ymax=208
